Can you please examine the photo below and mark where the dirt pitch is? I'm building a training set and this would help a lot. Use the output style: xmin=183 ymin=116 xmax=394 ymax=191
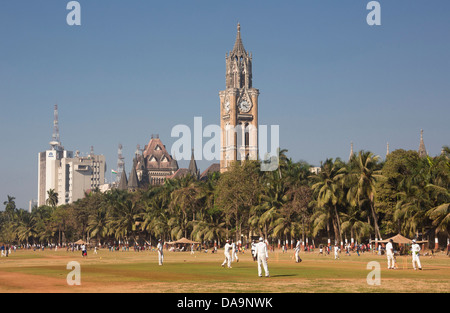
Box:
xmin=0 ymin=248 xmax=448 ymax=293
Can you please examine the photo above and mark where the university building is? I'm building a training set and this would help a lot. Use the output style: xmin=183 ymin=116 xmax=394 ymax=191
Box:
xmin=118 ymin=24 xmax=257 ymax=189
xmin=219 ymin=23 xmax=259 ymax=172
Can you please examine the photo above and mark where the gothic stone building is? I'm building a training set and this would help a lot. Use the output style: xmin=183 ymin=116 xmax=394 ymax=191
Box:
xmin=219 ymin=23 xmax=259 ymax=172
xmin=118 ymin=135 xmax=201 ymax=191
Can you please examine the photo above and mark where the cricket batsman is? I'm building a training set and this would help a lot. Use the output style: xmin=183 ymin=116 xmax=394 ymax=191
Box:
xmin=295 ymin=240 xmax=302 ymax=263
xmin=251 ymin=240 xmax=257 ymax=261
xmin=221 ymin=240 xmax=232 ymax=268
xmin=386 ymin=239 xmax=394 ymax=269
xmin=231 ymin=240 xmax=239 ymax=263
xmin=411 ymin=239 xmax=422 ymax=270
xmin=157 ymin=239 xmax=164 ymax=266
xmin=256 ymin=237 xmax=269 ymax=277
xmin=334 ymin=245 xmax=340 ymax=260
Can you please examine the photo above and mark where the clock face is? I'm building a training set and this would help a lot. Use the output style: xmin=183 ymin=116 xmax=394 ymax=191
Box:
xmin=224 ymin=101 xmax=230 ymax=113
xmin=238 ymin=100 xmax=251 ymax=113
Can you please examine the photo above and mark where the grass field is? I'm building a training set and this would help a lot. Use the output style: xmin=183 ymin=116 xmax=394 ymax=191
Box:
xmin=0 ymin=248 xmax=449 ymax=293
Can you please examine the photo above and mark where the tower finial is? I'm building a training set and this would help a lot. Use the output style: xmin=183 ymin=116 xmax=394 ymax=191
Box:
xmin=418 ymin=129 xmax=427 ymax=158
xmin=231 ymin=23 xmax=246 ymax=56
xmin=349 ymin=141 xmax=354 ymax=161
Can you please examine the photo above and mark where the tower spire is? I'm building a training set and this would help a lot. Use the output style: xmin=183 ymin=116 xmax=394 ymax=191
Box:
xmin=386 ymin=142 xmax=390 ymax=158
xmin=188 ymin=148 xmax=199 ymax=179
xmin=349 ymin=142 xmax=354 ymax=161
xmin=418 ymin=129 xmax=427 ymax=158
xmin=231 ymin=22 xmax=246 ymax=57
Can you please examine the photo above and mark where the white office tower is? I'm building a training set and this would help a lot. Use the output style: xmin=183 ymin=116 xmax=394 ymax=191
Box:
xmin=37 ymin=105 xmax=106 ymax=206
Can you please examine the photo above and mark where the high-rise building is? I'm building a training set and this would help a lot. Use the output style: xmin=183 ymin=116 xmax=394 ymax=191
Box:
xmin=219 ymin=23 xmax=259 ymax=172
xmin=37 ymin=105 xmax=106 ymax=206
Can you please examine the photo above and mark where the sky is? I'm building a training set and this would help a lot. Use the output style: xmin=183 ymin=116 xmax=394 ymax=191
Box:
xmin=0 ymin=0 xmax=449 ymax=210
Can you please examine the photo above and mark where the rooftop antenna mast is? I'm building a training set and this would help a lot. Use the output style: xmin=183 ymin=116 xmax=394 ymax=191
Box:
xmin=117 ymin=143 xmax=125 ymax=183
xmin=49 ymin=104 xmax=61 ymax=150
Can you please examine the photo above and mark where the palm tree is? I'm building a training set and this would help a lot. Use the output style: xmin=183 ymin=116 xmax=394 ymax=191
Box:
xmin=3 ymin=195 xmax=16 ymax=212
xmin=191 ymin=217 xmax=226 ymax=244
xmin=348 ymin=151 xmax=383 ymax=240
xmin=394 ymin=183 xmax=430 ymax=238
xmin=425 ymin=183 xmax=449 ymax=237
xmin=251 ymin=171 xmax=286 ymax=239
xmin=87 ymin=206 xmax=109 ymax=244
xmin=16 ymin=210 xmax=37 ymax=246
xmin=169 ymin=176 xmax=201 ymax=239
xmin=46 ymin=189 xmax=58 ymax=208
xmin=310 ymin=203 xmax=333 ymax=241
xmin=107 ymin=199 xmax=142 ymax=243
xmin=311 ymin=158 xmax=347 ymax=243
xmin=340 ymin=207 xmax=372 ymax=244
xmin=426 ymin=202 xmax=449 ymax=236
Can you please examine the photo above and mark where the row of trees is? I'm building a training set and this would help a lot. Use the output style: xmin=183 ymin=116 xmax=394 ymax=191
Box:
xmin=1 ymin=148 xmax=449 ymax=249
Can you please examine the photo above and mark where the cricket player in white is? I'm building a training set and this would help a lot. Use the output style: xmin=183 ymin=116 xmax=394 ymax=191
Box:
xmin=157 ymin=239 xmax=164 ymax=266
xmin=256 ymin=237 xmax=269 ymax=277
xmin=294 ymin=240 xmax=301 ymax=263
xmin=386 ymin=239 xmax=394 ymax=269
xmin=251 ymin=240 xmax=256 ymax=261
xmin=411 ymin=239 xmax=422 ymax=270
xmin=221 ymin=240 xmax=232 ymax=268
xmin=231 ymin=240 xmax=239 ymax=262
xmin=334 ymin=245 xmax=340 ymax=259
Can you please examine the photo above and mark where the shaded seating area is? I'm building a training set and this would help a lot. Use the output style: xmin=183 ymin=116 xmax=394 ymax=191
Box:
xmin=378 ymin=234 xmax=428 ymax=255
xmin=166 ymin=237 xmax=200 ymax=252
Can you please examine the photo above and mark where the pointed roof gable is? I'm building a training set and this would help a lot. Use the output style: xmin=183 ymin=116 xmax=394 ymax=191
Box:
xmin=142 ymin=136 xmax=177 ymax=170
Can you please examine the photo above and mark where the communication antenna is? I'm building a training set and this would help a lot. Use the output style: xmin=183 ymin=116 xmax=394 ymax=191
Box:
xmin=117 ymin=143 xmax=125 ymax=183
xmin=49 ymin=104 xmax=61 ymax=150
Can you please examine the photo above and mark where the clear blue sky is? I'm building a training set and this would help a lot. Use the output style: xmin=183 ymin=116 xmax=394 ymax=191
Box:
xmin=1 ymin=1 xmax=449 ymax=210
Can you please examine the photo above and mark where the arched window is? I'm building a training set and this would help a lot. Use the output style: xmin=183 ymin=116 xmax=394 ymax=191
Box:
xmin=245 ymin=123 xmax=249 ymax=147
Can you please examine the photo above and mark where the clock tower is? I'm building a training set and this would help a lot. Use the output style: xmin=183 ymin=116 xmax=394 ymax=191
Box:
xmin=219 ymin=23 xmax=259 ymax=172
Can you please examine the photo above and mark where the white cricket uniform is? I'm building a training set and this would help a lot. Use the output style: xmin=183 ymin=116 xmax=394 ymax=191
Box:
xmin=231 ymin=242 xmax=239 ymax=262
xmin=251 ymin=242 xmax=256 ymax=260
xmin=334 ymin=246 xmax=339 ymax=259
xmin=221 ymin=243 xmax=232 ymax=268
xmin=157 ymin=242 xmax=164 ymax=265
xmin=295 ymin=241 xmax=301 ymax=262
xmin=411 ymin=243 xmax=422 ymax=270
xmin=256 ymin=241 xmax=269 ymax=277
xmin=386 ymin=242 xmax=394 ymax=269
